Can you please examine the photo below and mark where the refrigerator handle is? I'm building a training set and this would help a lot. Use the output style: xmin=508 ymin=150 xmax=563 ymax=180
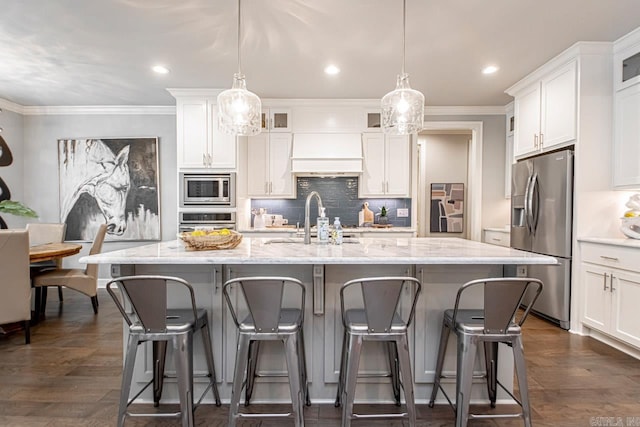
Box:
xmin=524 ymin=173 xmax=534 ymax=234
xmin=529 ymin=172 xmax=539 ymax=234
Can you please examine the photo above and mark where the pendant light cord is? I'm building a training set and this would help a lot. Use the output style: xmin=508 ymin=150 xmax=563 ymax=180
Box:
xmin=401 ymin=0 xmax=406 ymax=76
xmin=237 ymin=0 xmax=242 ymax=75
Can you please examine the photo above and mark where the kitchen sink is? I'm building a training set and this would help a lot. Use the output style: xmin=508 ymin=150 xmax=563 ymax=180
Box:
xmin=263 ymin=237 xmax=359 ymax=244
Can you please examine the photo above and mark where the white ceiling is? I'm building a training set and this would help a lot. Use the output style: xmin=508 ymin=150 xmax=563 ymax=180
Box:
xmin=2 ymin=0 xmax=640 ymax=107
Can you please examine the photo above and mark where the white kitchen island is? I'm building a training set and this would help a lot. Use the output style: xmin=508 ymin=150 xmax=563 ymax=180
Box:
xmin=82 ymin=237 xmax=555 ymax=405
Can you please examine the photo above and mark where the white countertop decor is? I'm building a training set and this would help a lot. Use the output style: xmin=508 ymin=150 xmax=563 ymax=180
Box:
xmin=81 ymin=237 xmax=556 ymax=265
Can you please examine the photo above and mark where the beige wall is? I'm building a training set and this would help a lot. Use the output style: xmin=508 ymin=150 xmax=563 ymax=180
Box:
xmin=419 ymin=133 xmax=469 ymax=237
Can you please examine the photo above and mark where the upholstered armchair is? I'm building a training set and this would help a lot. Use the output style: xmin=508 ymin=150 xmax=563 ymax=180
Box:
xmin=0 ymin=229 xmax=32 ymax=344
xmin=32 ymin=224 xmax=107 ymax=316
xmin=26 ymin=222 xmax=66 ymax=301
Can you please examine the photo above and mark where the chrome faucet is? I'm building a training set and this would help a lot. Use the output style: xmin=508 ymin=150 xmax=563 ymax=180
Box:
xmin=304 ymin=191 xmax=324 ymax=244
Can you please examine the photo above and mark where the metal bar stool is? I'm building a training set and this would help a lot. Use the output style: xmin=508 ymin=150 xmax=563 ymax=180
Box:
xmin=106 ymin=275 xmax=221 ymax=427
xmin=428 ymin=277 xmax=543 ymax=427
xmin=335 ymin=276 xmax=422 ymax=427
xmin=223 ymin=276 xmax=308 ymax=427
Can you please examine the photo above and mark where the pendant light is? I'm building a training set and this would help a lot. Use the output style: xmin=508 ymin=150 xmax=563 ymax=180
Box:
xmin=381 ymin=0 xmax=424 ymax=135
xmin=217 ymin=0 xmax=261 ymax=136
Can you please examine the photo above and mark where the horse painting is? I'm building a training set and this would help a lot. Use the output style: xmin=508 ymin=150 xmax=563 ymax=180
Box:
xmin=58 ymin=138 xmax=160 ymax=241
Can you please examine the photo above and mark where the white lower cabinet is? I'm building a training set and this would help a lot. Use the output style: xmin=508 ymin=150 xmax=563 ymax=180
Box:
xmin=482 ymin=229 xmax=510 ymax=247
xmin=580 ymin=242 xmax=640 ymax=349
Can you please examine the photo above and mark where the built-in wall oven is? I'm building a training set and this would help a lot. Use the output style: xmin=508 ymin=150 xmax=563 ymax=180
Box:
xmin=179 ymin=172 xmax=235 ymax=207
xmin=178 ymin=211 xmax=236 ymax=233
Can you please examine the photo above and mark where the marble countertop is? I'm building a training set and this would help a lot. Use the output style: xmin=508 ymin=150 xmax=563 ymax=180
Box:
xmin=578 ymin=236 xmax=640 ymax=248
xmin=238 ymin=226 xmax=416 ymax=233
xmin=81 ymin=237 xmax=556 ymax=265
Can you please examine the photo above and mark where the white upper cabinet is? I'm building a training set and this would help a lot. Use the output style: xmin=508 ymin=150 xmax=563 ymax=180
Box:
xmin=613 ymin=84 xmax=640 ymax=188
xmin=505 ymin=103 xmax=514 ymax=199
xmin=261 ymin=108 xmax=291 ymax=133
xmin=511 ymin=60 xmax=577 ymax=159
xmin=247 ymin=132 xmax=294 ymax=198
xmin=175 ymin=96 xmax=236 ymax=169
xmin=613 ymin=32 xmax=640 ymax=189
xmin=360 ymin=133 xmax=410 ymax=197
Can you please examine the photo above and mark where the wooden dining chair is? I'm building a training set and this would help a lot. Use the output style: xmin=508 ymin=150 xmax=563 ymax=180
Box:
xmin=32 ymin=224 xmax=107 ymax=317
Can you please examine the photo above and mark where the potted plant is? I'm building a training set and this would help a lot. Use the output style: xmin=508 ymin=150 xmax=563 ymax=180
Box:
xmin=378 ymin=206 xmax=388 ymax=225
xmin=0 ymin=200 xmax=38 ymax=229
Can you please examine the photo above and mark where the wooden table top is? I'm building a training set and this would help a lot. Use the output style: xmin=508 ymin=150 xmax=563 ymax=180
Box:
xmin=29 ymin=242 xmax=82 ymax=263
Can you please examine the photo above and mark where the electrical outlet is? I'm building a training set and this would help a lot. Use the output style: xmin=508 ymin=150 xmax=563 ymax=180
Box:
xmin=397 ymin=208 xmax=409 ymax=218
xmin=516 ymin=266 xmax=527 ymax=277
xmin=110 ymin=264 xmax=121 ymax=277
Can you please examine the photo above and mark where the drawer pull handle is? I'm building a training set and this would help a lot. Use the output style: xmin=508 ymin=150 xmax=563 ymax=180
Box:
xmin=599 ymin=256 xmax=619 ymax=261
xmin=492 ymin=238 xmax=501 ymax=241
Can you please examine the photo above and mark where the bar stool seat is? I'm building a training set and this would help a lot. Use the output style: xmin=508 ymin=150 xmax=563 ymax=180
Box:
xmin=223 ymin=276 xmax=309 ymax=427
xmin=106 ymin=275 xmax=221 ymax=427
xmin=335 ymin=276 xmax=422 ymax=427
xmin=428 ymin=277 xmax=543 ymax=427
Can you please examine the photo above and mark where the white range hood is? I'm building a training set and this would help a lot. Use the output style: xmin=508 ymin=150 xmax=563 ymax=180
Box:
xmin=290 ymin=133 xmax=363 ymax=174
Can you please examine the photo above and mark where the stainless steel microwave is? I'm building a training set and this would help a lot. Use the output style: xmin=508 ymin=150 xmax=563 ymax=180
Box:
xmin=179 ymin=172 xmax=235 ymax=207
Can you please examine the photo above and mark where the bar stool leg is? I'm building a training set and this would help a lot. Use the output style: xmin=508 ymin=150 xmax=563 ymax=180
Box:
xmin=483 ymin=341 xmax=499 ymax=408
xmin=284 ymin=333 xmax=304 ymax=427
xmin=429 ymin=320 xmax=451 ymax=407
xmin=229 ymin=334 xmax=251 ymax=427
xmin=395 ymin=334 xmax=416 ymax=426
xmin=173 ymin=332 xmax=194 ymax=427
xmin=118 ymin=334 xmax=140 ymax=427
xmin=200 ymin=321 xmax=221 ymax=406
xmin=244 ymin=341 xmax=260 ymax=405
xmin=456 ymin=333 xmax=477 ymax=427
xmin=152 ymin=341 xmax=168 ymax=407
xmin=298 ymin=328 xmax=311 ymax=406
xmin=386 ymin=341 xmax=401 ymax=406
xmin=341 ymin=333 xmax=362 ymax=427
xmin=334 ymin=330 xmax=348 ymax=407
xmin=513 ymin=335 xmax=533 ymax=427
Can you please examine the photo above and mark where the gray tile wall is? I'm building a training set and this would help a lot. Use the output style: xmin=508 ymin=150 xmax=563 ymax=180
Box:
xmin=251 ymin=177 xmax=412 ymax=227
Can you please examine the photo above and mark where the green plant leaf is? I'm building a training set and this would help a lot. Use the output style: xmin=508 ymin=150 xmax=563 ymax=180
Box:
xmin=0 ymin=200 xmax=38 ymax=218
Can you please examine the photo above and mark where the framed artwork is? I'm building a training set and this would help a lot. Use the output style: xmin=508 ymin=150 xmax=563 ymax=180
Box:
xmin=430 ymin=183 xmax=464 ymax=233
xmin=58 ymin=137 xmax=161 ymax=242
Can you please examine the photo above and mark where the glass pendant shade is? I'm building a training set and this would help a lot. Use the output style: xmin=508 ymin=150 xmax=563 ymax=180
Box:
xmin=217 ymin=73 xmax=261 ymax=136
xmin=381 ymin=73 xmax=424 ymax=135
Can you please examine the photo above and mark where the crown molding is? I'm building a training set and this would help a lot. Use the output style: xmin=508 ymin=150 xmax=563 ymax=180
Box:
xmin=1 ymin=96 xmax=508 ymax=117
xmin=424 ymin=105 xmax=506 ymax=116
xmin=21 ymin=105 xmax=175 ymax=115
xmin=0 ymin=98 xmax=25 ymax=114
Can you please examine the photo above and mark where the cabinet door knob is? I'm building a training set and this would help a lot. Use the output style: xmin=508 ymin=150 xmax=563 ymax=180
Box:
xmin=603 ymin=272 xmax=609 ymax=291
xmin=610 ymin=274 xmax=615 ymax=292
xmin=540 ymin=133 xmax=544 ymax=148
xmin=534 ymin=134 xmax=538 ymax=148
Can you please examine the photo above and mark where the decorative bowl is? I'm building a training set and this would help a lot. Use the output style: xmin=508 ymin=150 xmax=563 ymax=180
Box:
xmin=620 ymin=217 xmax=640 ymax=240
xmin=178 ymin=230 xmax=243 ymax=251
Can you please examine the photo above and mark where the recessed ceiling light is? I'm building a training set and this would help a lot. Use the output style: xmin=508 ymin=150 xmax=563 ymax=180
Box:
xmin=152 ymin=65 xmax=170 ymax=74
xmin=482 ymin=65 xmax=499 ymax=75
xmin=324 ymin=65 xmax=340 ymax=75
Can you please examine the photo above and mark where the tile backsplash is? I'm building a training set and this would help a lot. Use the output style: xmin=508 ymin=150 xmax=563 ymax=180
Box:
xmin=251 ymin=177 xmax=412 ymax=227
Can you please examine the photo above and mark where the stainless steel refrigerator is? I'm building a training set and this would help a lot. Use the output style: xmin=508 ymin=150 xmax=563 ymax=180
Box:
xmin=510 ymin=149 xmax=573 ymax=330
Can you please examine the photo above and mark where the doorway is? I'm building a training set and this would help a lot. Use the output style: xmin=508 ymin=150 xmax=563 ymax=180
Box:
xmin=416 ymin=122 xmax=483 ymax=240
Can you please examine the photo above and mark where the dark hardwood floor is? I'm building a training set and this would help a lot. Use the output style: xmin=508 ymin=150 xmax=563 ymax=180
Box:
xmin=1 ymin=289 xmax=639 ymax=426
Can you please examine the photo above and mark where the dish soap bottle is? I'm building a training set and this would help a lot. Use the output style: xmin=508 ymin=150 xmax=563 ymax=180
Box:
xmin=317 ymin=207 xmax=330 ymax=244
xmin=333 ymin=217 xmax=343 ymax=245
